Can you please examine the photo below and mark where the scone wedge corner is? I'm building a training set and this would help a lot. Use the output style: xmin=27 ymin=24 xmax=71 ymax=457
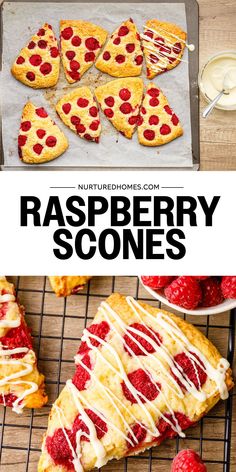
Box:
xmin=143 ymin=19 xmax=186 ymax=79
xmin=18 ymin=102 xmax=69 ymax=164
xmin=56 ymin=87 xmax=101 ymax=142
xmin=95 ymin=78 xmax=143 ymax=139
xmin=48 ymin=276 xmax=92 ymax=297
xmin=60 ymin=20 xmax=108 ymax=83
xmin=11 ymin=23 xmax=60 ymax=89
xmin=38 ymin=293 xmax=233 ymax=472
xmin=95 ymin=18 xmax=143 ymax=77
xmin=138 ymin=82 xmax=183 ymax=146
xmin=0 ymin=276 xmax=48 ymax=412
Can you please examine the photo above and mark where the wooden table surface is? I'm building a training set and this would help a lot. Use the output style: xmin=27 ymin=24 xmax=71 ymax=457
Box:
xmin=199 ymin=0 xmax=236 ymax=170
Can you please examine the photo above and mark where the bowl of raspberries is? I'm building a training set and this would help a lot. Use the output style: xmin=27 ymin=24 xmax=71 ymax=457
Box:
xmin=140 ymin=276 xmax=236 ymax=315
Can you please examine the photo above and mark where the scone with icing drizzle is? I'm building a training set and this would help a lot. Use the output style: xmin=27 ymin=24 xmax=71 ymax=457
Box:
xmin=0 ymin=277 xmax=47 ymax=412
xmin=38 ymin=293 xmax=233 ymax=471
xmin=142 ymin=19 xmax=187 ymax=79
xmin=48 ymin=276 xmax=91 ymax=297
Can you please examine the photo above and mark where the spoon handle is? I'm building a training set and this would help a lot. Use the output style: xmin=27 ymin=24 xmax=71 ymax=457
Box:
xmin=202 ymin=90 xmax=225 ymax=118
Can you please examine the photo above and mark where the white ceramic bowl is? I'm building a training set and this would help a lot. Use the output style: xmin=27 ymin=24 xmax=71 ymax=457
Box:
xmin=139 ymin=277 xmax=236 ymax=316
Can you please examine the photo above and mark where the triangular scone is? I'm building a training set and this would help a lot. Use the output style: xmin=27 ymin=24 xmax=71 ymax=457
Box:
xmin=0 ymin=277 xmax=47 ymax=413
xmin=60 ymin=20 xmax=108 ymax=83
xmin=142 ymin=19 xmax=186 ymax=79
xmin=95 ymin=18 xmax=143 ymax=77
xmin=48 ymin=276 xmax=92 ymax=297
xmin=38 ymin=293 xmax=233 ymax=472
xmin=56 ymin=88 xmax=101 ymax=143
xmin=138 ymin=83 xmax=183 ymax=146
xmin=95 ymin=78 xmax=143 ymax=139
xmin=18 ymin=102 xmax=69 ymax=164
xmin=11 ymin=23 xmax=60 ymax=88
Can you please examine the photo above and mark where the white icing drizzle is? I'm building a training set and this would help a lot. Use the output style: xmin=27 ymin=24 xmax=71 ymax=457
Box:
xmin=52 ymin=297 xmax=230 ymax=471
xmin=143 ymin=25 xmax=195 ymax=51
xmin=0 ymin=346 xmax=38 ymax=413
xmin=0 ymin=292 xmax=21 ymax=328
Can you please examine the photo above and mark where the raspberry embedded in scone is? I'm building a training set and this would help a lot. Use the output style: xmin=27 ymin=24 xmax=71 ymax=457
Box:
xmin=0 ymin=277 xmax=47 ymax=412
xmin=95 ymin=18 xmax=143 ymax=77
xmin=48 ymin=276 xmax=91 ymax=297
xmin=138 ymin=83 xmax=183 ymax=146
xmin=142 ymin=19 xmax=186 ymax=79
xmin=95 ymin=78 xmax=143 ymax=139
xmin=60 ymin=20 xmax=108 ymax=83
xmin=11 ymin=23 xmax=60 ymax=88
xmin=38 ymin=293 xmax=233 ymax=472
xmin=56 ymin=87 xmax=101 ymax=142
xmin=18 ymin=102 xmax=68 ymax=164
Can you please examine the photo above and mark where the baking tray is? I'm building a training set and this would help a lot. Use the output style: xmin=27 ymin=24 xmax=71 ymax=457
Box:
xmin=0 ymin=0 xmax=199 ymax=171
xmin=0 ymin=276 xmax=235 ymax=472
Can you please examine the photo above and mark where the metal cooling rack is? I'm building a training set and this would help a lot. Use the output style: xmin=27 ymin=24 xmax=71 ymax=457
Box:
xmin=0 ymin=276 xmax=235 ymax=472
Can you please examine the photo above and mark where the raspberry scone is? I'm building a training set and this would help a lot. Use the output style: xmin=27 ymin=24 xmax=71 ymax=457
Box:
xmin=38 ymin=293 xmax=233 ymax=472
xmin=95 ymin=78 xmax=143 ymax=139
xmin=60 ymin=20 xmax=107 ymax=83
xmin=0 ymin=277 xmax=47 ymax=413
xmin=49 ymin=277 xmax=92 ymax=297
xmin=138 ymin=83 xmax=183 ymax=146
xmin=142 ymin=19 xmax=186 ymax=79
xmin=18 ymin=102 xmax=69 ymax=164
xmin=95 ymin=18 xmax=143 ymax=77
xmin=11 ymin=23 xmax=60 ymax=88
xmin=56 ymin=88 xmax=101 ymax=143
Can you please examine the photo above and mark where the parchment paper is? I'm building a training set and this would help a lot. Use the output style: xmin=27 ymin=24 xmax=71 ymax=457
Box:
xmin=1 ymin=2 xmax=193 ymax=168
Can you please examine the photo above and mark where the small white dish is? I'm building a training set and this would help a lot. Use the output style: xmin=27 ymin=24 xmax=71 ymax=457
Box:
xmin=139 ymin=277 xmax=236 ymax=316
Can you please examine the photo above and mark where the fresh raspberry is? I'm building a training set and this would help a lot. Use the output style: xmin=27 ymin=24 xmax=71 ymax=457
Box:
xmin=126 ymin=43 xmax=135 ymax=53
xmin=113 ymin=37 xmax=121 ymax=45
xmin=147 ymin=88 xmax=160 ymax=97
xmin=84 ymin=51 xmax=95 ymax=62
xmin=143 ymin=126 xmax=155 ymax=139
xmin=172 ymin=114 xmax=179 ymax=126
xmin=89 ymin=106 xmax=98 ymax=117
xmin=71 ymin=115 xmax=81 ymax=126
xmin=157 ymin=412 xmax=194 ymax=441
xmin=36 ymin=107 xmax=48 ymax=118
xmin=89 ymin=120 xmax=100 ymax=131
xmin=76 ymin=124 xmax=86 ymax=134
xmin=85 ymin=37 xmax=100 ymax=51
xmin=71 ymin=35 xmax=81 ymax=47
xmin=21 ymin=121 xmax=31 ymax=131
xmin=103 ymin=51 xmax=111 ymax=61
xmin=70 ymin=60 xmax=80 ymax=70
xmin=127 ymin=423 xmax=147 ymax=449
xmin=104 ymin=96 xmax=115 ymax=107
xmin=172 ymin=352 xmax=207 ymax=390
xmin=200 ymin=277 xmax=224 ymax=307
xmin=160 ymin=124 xmax=171 ymax=135
xmin=62 ymin=103 xmax=71 ymax=114
xmin=122 ymin=368 xmax=161 ymax=404
xmin=141 ymin=276 xmax=174 ymax=290
xmin=119 ymin=88 xmax=131 ymax=101
xmin=124 ymin=322 xmax=162 ymax=356
xmin=61 ymin=27 xmax=73 ymax=40
xmin=171 ymin=449 xmax=207 ymax=472
xmin=118 ymin=26 xmax=129 ymax=36
xmin=84 ymin=133 xmax=93 ymax=141
xmin=72 ymin=353 xmax=92 ymax=390
xmin=149 ymin=115 xmax=159 ymax=125
xmin=46 ymin=136 xmax=57 ymax=147
xmin=77 ymin=98 xmax=89 ymax=108
xmin=135 ymin=55 xmax=143 ymax=65
xmin=50 ymin=47 xmax=59 ymax=58
xmin=164 ymin=276 xmax=202 ymax=310
xmin=104 ymin=108 xmax=114 ymax=118
xmin=115 ymin=54 xmax=126 ymax=64
xmin=149 ymin=97 xmax=159 ymax=107
xmin=164 ymin=105 xmax=172 ymax=115
xmin=66 ymin=50 xmax=75 ymax=60
xmin=119 ymin=103 xmax=132 ymax=114
xmin=40 ymin=62 xmax=52 ymax=75
xmin=221 ymin=276 xmax=236 ymax=299
xmin=78 ymin=321 xmax=110 ymax=354
xmin=36 ymin=129 xmax=46 ymax=139
xmin=72 ymin=409 xmax=107 ymax=441
xmin=68 ymin=70 xmax=80 ymax=81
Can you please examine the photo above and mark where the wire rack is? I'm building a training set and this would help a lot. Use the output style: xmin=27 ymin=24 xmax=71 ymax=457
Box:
xmin=0 ymin=276 xmax=235 ymax=472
